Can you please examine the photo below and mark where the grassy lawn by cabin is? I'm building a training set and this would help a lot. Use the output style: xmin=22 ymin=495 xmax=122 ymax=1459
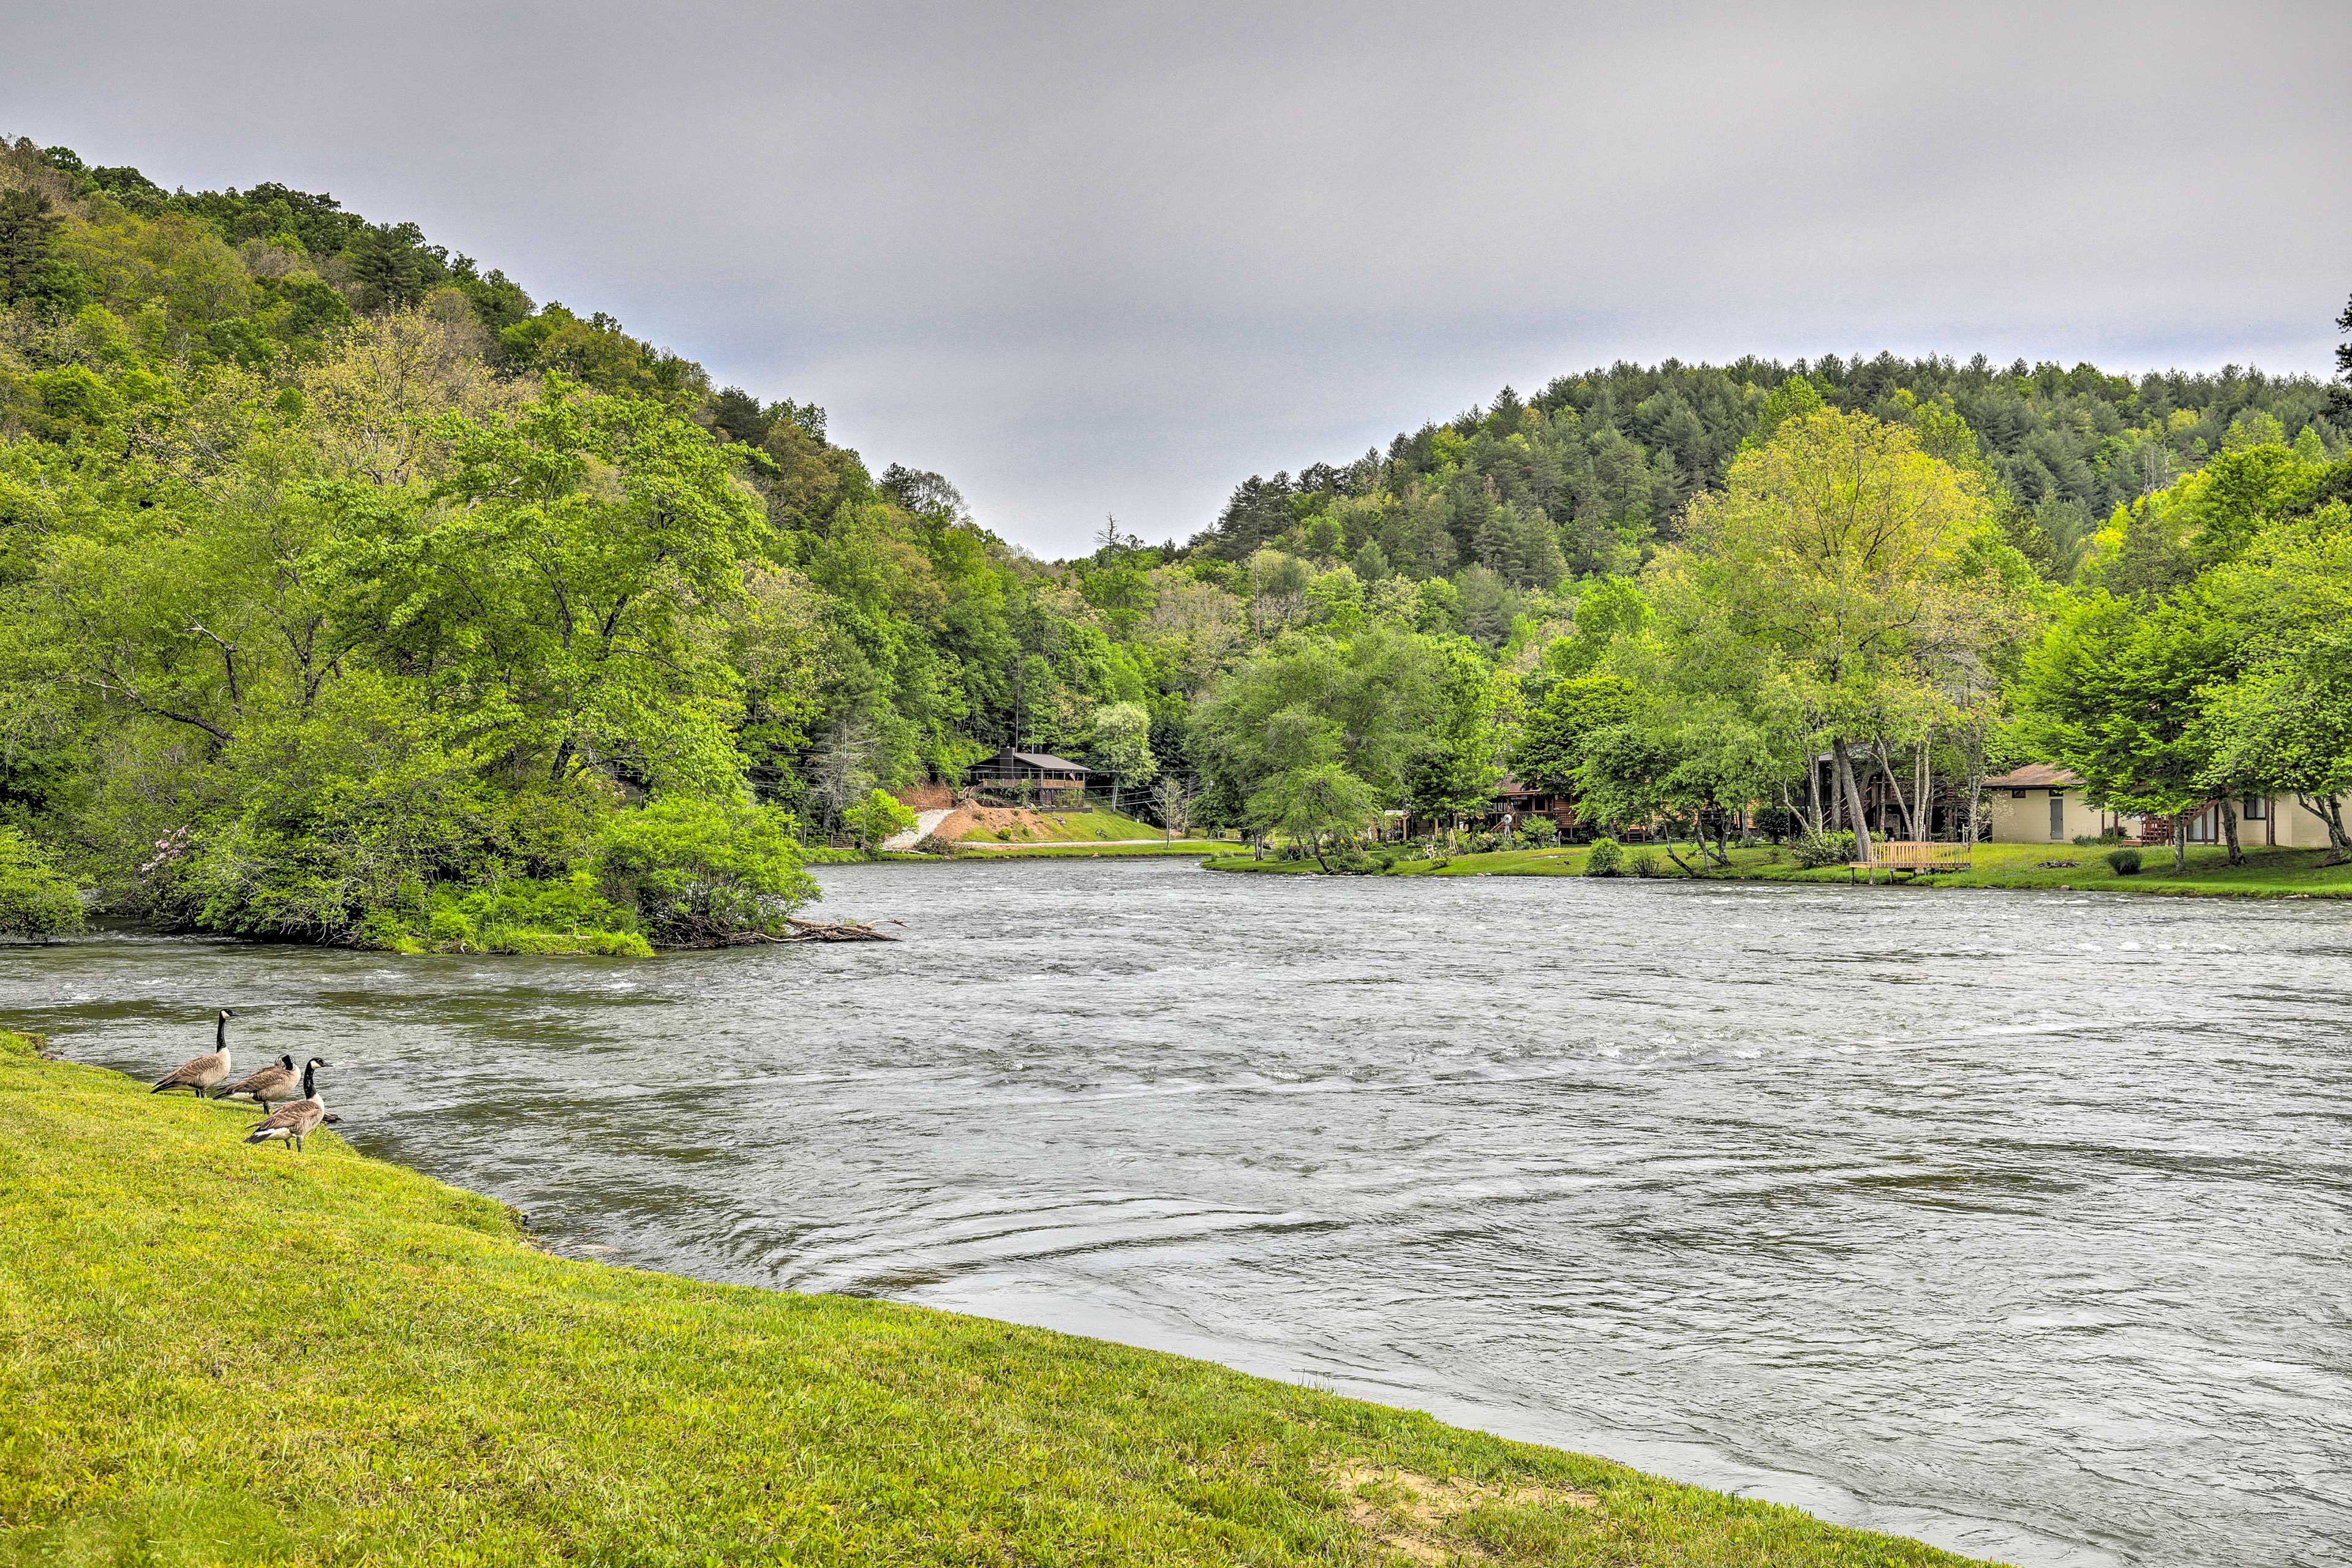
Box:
xmin=963 ymin=838 xmax=1240 ymax=858
xmin=1824 ymin=840 xmax=2352 ymax=896
xmin=1202 ymin=841 xmax=2352 ymax=897
xmin=878 ymin=839 xmax=1236 ymax=862
xmin=948 ymin=805 xmax=1239 ymax=855
xmin=957 ymin=807 xmax=1169 ymax=843
xmin=0 ymin=1028 xmax=1996 ymax=1568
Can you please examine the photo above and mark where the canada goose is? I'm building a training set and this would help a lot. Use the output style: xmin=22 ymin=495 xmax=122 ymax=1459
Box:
xmin=217 ymin=1054 xmax=298 ymax=1111
xmin=151 ymin=1009 xmax=235 ymax=1097
xmin=244 ymin=1058 xmax=328 ymax=1153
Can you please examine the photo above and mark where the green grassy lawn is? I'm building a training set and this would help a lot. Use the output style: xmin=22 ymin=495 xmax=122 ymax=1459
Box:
xmin=957 ymin=809 xmax=1169 ymax=844
xmin=872 ymin=839 xmax=1236 ymax=864
xmin=1205 ymin=841 xmax=2352 ymax=898
xmin=1882 ymin=841 xmax=2352 ymax=896
xmin=0 ymin=1030 xmax=1996 ymax=1567
xmin=1199 ymin=853 xmax=1348 ymax=874
xmin=1201 ymin=848 xmax=1586 ymax=878
xmin=968 ymin=838 xmax=1238 ymax=858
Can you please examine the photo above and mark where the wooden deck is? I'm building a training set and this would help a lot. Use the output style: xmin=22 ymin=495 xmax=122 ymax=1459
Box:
xmin=1849 ymin=840 xmax=1975 ymax=881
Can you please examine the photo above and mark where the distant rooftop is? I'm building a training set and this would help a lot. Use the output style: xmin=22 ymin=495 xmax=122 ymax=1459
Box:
xmin=1984 ymin=763 xmax=2083 ymax=789
xmin=990 ymin=748 xmax=1089 ymax=773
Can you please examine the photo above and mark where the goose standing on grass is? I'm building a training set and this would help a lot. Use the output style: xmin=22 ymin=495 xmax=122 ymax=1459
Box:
xmin=217 ymin=1053 xmax=298 ymax=1112
xmin=244 ymin=1058 xmax=328 ymax=1153
xmin=151 ymin=1009 xmax=235 ymax=1097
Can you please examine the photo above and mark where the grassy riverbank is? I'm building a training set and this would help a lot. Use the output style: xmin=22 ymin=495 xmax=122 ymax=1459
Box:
xmin=958 ymin=837 xmax=1240 ymax=858
xmin=995 ymin=807 xmax=1162 ymax=841
xmin=1204 ymin=841 xmax=2352 ymax=898
xmin=0 ymin=1028 xmax=1994 ymax=1567
xmin=878 ymin=839 xmax=1237 ymax=863
xmin=954 ymin=807 xmax=1170 ymax=844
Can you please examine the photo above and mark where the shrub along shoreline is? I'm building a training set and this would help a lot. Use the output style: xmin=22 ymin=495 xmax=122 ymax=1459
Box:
xmin=0 ymin=1027 xmax=1999 ymax=1567
xmin=1200 ymin=840 xmax=2352 ymax=898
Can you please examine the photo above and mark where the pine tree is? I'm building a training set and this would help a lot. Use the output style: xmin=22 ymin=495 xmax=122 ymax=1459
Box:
xmin=0 ymin=187 xmax=62 ymax=302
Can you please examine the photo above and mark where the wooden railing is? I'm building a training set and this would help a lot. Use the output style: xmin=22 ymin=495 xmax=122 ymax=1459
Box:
xmin=1849 ymin=840 xmax=1974 ymax=880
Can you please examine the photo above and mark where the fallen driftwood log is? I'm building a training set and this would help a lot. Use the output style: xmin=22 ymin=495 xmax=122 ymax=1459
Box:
xmin=715 ymin=918 xmax=903 ymax=946
xmin=787 ymin=918 xmax=901 ymax=943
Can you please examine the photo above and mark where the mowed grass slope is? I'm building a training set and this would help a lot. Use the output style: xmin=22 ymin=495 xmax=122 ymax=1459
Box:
xmin=0 ymin=1031 xmax=1996 ymax=1567
xmin=957 ymin=808 xmax=1167 ymax=843
xmin=962 ymin=839 xmax=1237 ymax=858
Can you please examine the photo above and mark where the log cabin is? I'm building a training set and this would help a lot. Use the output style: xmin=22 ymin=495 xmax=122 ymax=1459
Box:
xmin=967 ymin=747 xmax=1093 ymax=805
xmin=1493 ymin=775 xmax=1578 ymax=834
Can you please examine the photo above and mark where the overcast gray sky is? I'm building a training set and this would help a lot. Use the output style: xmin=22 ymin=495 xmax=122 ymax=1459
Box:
xmin=5 ymin=1 xmax=2347 ymax=554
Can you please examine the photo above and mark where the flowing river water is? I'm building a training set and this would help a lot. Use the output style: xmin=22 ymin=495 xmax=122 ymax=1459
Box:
xmin=7 ymin=861 xmax=2348 ymax=1567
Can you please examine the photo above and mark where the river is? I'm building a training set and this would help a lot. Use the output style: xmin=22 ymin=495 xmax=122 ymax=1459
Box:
xmin=7 ymin=861 xmax=2347 ymax=1566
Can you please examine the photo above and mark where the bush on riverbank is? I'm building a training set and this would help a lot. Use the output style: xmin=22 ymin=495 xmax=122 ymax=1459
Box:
xmin=0 ymin=829 xmax=83 ymax=938
xmin=357 ymin=873 xmax=652 ymax=956
xmin=1792 ymin=831 xmax=1858 ymax=870
xmin=0 ymin=1032 xmax=1994 ymax=1567
xmin=594 ymin=797 xmax=816 ymax=944
xmin=842 ymin=788 xmax=917 ymax=854
xmin=337 ymin=799 xmax=812 ymax=954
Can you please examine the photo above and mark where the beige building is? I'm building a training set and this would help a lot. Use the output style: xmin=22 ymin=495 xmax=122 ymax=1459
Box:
xmin=1983 ymin=765 xmax=2138 ymax=844
xmin=2176 ymin=793 xmax=2349 ymax=849
xmin=1983 ymin=764 xmax=2349 ymax=848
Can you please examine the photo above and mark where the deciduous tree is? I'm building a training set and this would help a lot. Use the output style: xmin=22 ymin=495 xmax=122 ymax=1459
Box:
xmin=1248 ymin=762 xmax=1378 ymax=870
xmin=2013 ymin=592 xmax=2233 ymax=870
xmin=1662 ymin=409 xmax=2017 ymax=862
xmin=1087 ymin=701 xmax=1157 ymax=813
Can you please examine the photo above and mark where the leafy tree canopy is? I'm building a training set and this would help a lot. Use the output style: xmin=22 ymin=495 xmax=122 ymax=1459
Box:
xmin=4 ymin=130 xmax=2347 ymax=921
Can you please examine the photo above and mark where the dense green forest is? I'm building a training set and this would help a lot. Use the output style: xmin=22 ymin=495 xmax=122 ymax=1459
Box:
xmin=2 ymin=133 xmax=2347 ymax=947
xmin=1191 ymin=355 xmax=2343 ymax=590
xmin=0 ymin=135 xmax=1177 ymax=949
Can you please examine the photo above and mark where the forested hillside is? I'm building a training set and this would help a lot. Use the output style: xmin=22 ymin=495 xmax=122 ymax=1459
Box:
xmin=1191 ymin=356 xmax=2343 ymax=591
xmin=2 ymin=131 xmax=2347 ymax=948
xmin=0 ymin=135 xmax=1185 ymax=948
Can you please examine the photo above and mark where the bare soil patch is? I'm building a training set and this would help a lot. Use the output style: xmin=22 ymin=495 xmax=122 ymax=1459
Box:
xmin=1325 ymin=1462 xmax=1597 ymax=1564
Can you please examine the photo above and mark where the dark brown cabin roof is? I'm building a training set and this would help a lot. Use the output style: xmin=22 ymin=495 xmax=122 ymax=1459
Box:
xmin=976 ymin=748 xmax=1089 ymax=774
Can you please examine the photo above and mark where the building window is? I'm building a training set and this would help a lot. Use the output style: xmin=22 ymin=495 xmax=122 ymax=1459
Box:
xmin=2010 ymin=788 xmax=2028 ymax=799
xmin=2049 ymin=791 xmax=2065 ymax=840
xmin=2243 ymin=795 xmax=2266 ymax=821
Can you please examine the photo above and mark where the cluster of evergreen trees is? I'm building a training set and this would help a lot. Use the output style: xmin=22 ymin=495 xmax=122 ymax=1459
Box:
xmin=2 ymin=132 xmax=2346 ymax=946
xmin=1191 ymin=356 xmax=2342 ymax=594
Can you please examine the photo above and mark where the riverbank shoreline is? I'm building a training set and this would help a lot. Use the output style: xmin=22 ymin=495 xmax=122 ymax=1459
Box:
xmin=886 ymin=837 xmax=1239 ymax=861
xmin=1200 ymin=840 xmax=2352 ymax=899
xmin=0 ymin=1025 xmax=1999 ymax=1567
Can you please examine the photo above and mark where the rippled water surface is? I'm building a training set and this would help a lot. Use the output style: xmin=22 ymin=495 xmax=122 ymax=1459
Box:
xmin=9 ymin=863 xmax=2350 ymax=1566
